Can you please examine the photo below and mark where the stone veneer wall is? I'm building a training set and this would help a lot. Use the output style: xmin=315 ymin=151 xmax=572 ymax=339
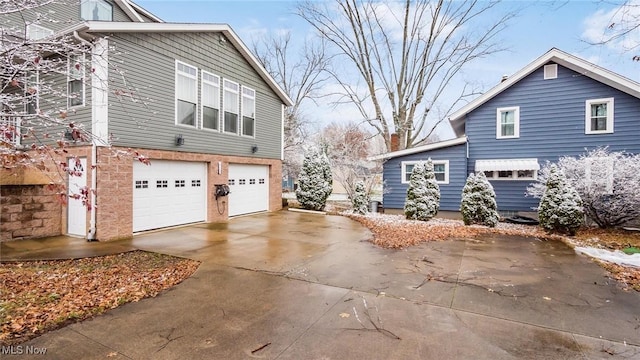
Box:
xmin=0 ymin=185 xmax=62 ymax=241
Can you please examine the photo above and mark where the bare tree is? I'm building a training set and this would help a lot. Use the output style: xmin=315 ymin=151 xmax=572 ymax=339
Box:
xmin=297 ymin=0 xmax=514 ymax=151
xmin=318 ymin=122 xmax=380 ymax=199
xmin=582 ymin=0 xmax=640 ymax=61
xmin=251 ymin=31 xmax=331 ymax=179
xmin=2 ymin=0 xmax=148 ymax=206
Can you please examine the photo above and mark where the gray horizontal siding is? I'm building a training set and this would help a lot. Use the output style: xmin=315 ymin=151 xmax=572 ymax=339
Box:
xmin=2 ymin=0 xmax=133 ymax=36
xmin=106 ymin=32 xmax=283 ymax=159
xmin=383 ymin=143 xmax=467 ymax=211
xmin=466 ymin=63 xmax=640 ymax=211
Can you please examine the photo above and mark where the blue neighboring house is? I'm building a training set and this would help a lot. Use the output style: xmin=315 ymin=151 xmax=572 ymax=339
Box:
xmin=373 ymin=48 xmax=640 ymax=213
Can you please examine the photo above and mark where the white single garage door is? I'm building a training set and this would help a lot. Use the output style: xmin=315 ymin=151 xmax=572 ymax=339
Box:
xmin=133 ymin=160 xmax=207 ymax=232
xmin=228 ymin=164 xmax=269 ymax=216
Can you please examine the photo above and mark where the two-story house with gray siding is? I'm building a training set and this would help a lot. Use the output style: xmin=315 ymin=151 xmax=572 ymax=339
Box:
xmin=1 ymin=0 xmax=292 ymax=241
xmin=374 ymin=48 xmax=640 ymax=215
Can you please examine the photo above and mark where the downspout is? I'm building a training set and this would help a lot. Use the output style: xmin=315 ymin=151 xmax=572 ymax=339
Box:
xmin=74 ymin=31 xmax=98 ymax=241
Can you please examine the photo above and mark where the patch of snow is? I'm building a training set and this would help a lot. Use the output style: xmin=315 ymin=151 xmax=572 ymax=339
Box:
xmin=575 ymin=247 xmax=640 ymax=268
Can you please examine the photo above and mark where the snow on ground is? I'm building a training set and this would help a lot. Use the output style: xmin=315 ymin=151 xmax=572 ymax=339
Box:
xmin=575 ymin=247 xmax=640 ymax=268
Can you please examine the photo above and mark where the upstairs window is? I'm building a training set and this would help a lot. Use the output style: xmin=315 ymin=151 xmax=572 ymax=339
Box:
xmin=68 ymin=54 xmax=84 ymax=108
xmin=81 ymin=0 xmax=113 ymax=21
xmin=175 ymin=61 xmax=197 ymax=127
xmin=496 ymin=106 xmax=519 ymax=139
xmin=26 ymin=24 xmax=53 ymax=40
xmin=223 ymin=79 xmax=239 ymax=134
xmin=241 ymin=86 xmax=255 ymax=137
xmin=201 ymin=71 xmax=220 ymax=131
xmin=585 ymin=98 xmax=614 ymax=134
xmin=25 ymin=71 xmax=39 ymax=114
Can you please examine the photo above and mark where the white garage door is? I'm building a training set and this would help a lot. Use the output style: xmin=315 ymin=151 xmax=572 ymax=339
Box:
xmin=133 ymin=160 xmax=207 ymax=232
xmin=228 ymin=164 xmax=269 ymax=216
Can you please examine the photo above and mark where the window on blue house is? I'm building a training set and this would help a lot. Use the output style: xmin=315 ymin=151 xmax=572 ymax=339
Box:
xmin=401 ymin=160 xmax=449 ymax=184
xmin=585 ymin=98 xmax=614 ymax=134
xmin=496 ymin=106 xmax=519 ymax=139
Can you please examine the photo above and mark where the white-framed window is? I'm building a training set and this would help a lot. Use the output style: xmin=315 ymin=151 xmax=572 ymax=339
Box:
xmin=26 ymin=24 xmax=53 ymax=40
xmin=201 ymin=71 xmax=220 ymax=131
xmin=496 ymin=106 xmax=519 ymax=139
xmin=585 ymin=157 xmax=614 ymax=194
xmin=175 ymin=61 xmax=198 ymax=127
xmin=67 ymin=54 xmax=85 ymax=108
xmin=80 ymin=0 xmax=113 ymax=21
xmin=543 ymin=64 xmax=557 ymax=80
xmin=585 ymin=98 xmax=614 ymax=134
xmin=483 ymin=170 xmax=537 ymax=181
xmin=223 ymin=79 xmax=239 ymax=134
xmin=241 ymin=86 xmax=255 ymax=137
xmin=401 ymin=160 xmax=449 ymax=184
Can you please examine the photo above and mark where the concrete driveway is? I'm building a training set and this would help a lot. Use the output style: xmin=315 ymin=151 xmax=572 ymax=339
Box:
xmin=5 ymin=211 xmax=640 ymax=359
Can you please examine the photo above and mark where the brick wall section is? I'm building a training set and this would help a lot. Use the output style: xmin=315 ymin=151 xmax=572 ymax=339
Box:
xmin=0 ymin=185 xmax=62 ymax=241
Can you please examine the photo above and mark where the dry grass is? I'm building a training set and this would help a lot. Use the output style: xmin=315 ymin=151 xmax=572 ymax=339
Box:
xmin=0 ymin=251 xmax=199 ymax=345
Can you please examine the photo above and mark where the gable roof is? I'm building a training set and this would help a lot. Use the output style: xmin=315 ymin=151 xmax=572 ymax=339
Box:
xmin=67 ymin=22 xmax=292 ymax=106
xmin=369 ymin=136 xmax=467 ymax=161
xmin=109 ymin=0 xmax=163 ymax=23
xmin=449 ymin=48 xmax=640 ymax=136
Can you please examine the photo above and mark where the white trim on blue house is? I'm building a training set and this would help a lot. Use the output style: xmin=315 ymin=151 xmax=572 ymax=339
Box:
xmin=496 ymin=106 xmax=520 ymax=139
xmin=369 ymin=136 xmax=467 ymax=161
xmin=401 ymin=160 xmax=450 ymax=185
xmin=449 ymin=48 xmax=640 ymax=137
xmin=585 ymin=97 xmax=614 ymax=135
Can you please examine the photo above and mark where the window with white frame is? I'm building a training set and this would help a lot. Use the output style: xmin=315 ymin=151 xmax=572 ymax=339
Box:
xmin=175 ymin=61 xmax=197 ymax=127
xmin=242 ymin=86 xmax=255 ymax=137
xmin=496 ymin=106 xmax=519 ymax=139
xmin=26 ymin=24 xmax=53 ymax=40
xmin=223 ymin=79 xmax=239 ymax=134
xmin=543 ymin=64 xmax=557 ymax=80
xmin=80 ymin=0 xmax=113 ymax=21
xmin=482 ymin=169 xmax=537 ymax=180
xmin=201 ymin=71 xmax=220 ymax=131
xmin=401 ymin=160 xmax=449 ymax=184
xmin=585 ymin=98 xmax=614 ymax=134
xmin=68 ymin=54 xmax=84 ymax=107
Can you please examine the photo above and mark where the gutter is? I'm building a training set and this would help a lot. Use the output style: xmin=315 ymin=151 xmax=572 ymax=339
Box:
xmin=73 ymin=31 xmax=98 ymax=241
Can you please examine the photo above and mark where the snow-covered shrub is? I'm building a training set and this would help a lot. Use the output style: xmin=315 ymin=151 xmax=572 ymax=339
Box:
xmin=537 ymin=164 xmax=583 ymax=235
xmin=404 ymin=159 xmax=440 ymax=221
xmin=351 ymin=180 xmax=369 ymax=215
xmin=528 ymin=148 xmax=640 ymax=228
xmin=460 ymin=172 xmax=499 ymax=227
xmin=296 ymin=148 xmax=333 ymax=211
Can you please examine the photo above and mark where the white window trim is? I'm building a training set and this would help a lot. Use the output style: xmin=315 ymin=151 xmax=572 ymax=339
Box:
xmin=67 ymin=54 xmax=86 ymax=109
xmin=401 ymin=160 xmax=449 ymax=185
xmin=26 ymin=23 xmax=53 ymax=40
xmin=241 ymin=85 xmax=256 ymax=138
xmin=201 ymin=70 xmax=220 ymax=132
xmin=223 ymin=79 xmax=240 ymax=135
xmin=496 ymin=106 xmax=520 ymax=139
xmin=80 ymin=0 xmax=113 ymax=21
xmin=585 ymin=97 xmax=614 ymax=135
xmin=175 ymin=60 xmax=198 ymax=128
xmin=482 ymin=170 xmax=537 ymax=181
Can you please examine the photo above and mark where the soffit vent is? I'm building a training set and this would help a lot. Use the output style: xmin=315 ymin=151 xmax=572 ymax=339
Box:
xmin=544 ymin=64 xmax=558 ymax=80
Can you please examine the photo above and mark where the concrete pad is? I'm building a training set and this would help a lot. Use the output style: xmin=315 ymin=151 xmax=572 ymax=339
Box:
xmin=3 ymin=211 xmax=640 ymax=359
